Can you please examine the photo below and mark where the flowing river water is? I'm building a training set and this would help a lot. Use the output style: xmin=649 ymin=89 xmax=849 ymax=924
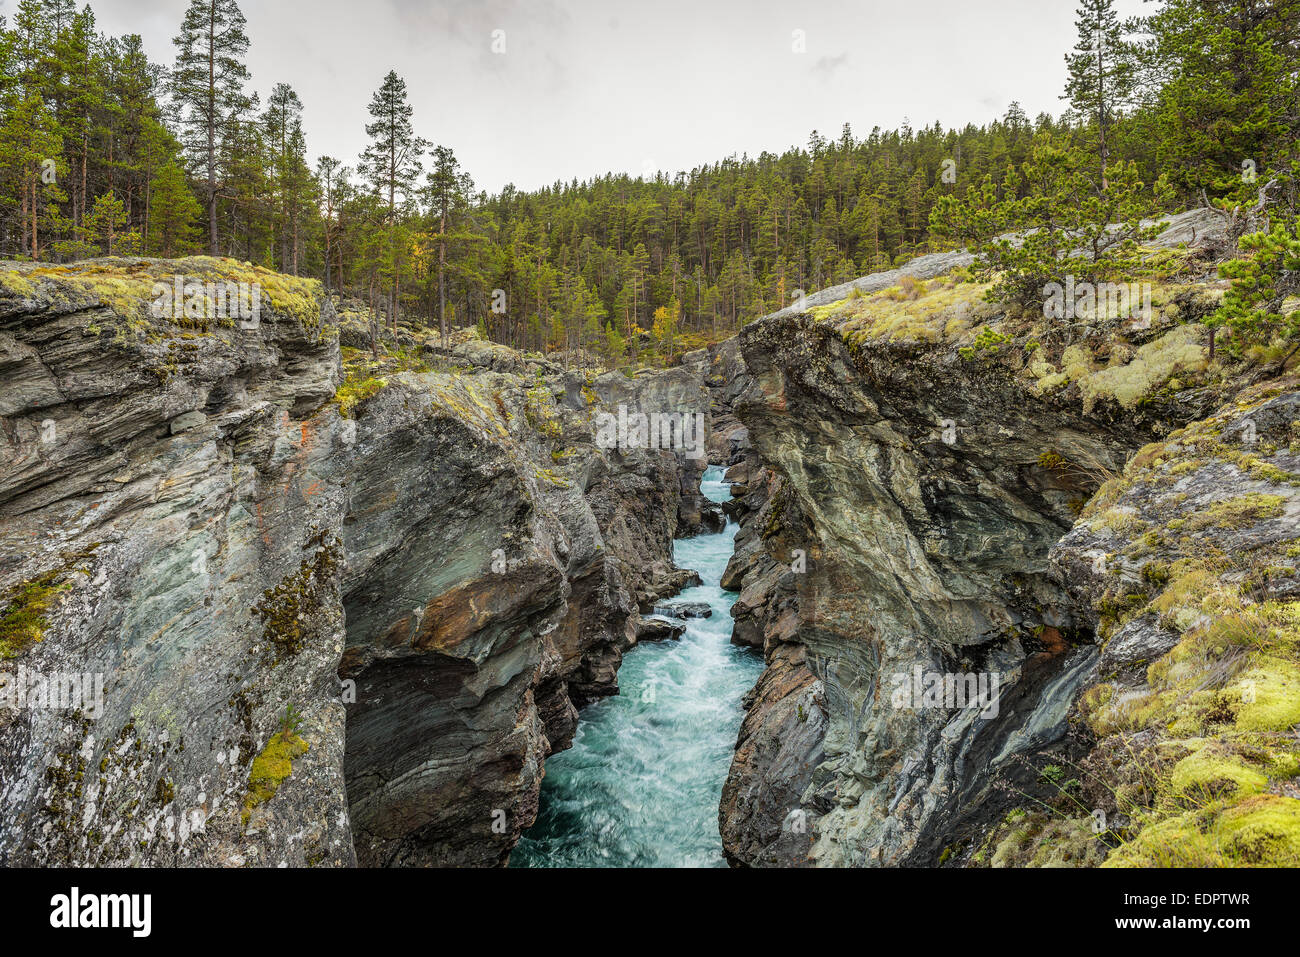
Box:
xmin=513 ymin=466 xmax=765 ymax=867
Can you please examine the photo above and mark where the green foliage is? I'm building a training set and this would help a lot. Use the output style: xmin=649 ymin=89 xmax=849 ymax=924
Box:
xmin=1138 ymin=0 xmax=1300 ymax=201
xmin=4 ymin=0 xmax=1298 ymax=377
xmin=1213 ymin=217 xmax=1300 ymax=353
xmin=931 ymin=132 xmax=1174 ymax=308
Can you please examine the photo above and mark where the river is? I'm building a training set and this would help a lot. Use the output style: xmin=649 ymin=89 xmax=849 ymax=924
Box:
xmin=512 ymin=465 xmax=765 ymax=867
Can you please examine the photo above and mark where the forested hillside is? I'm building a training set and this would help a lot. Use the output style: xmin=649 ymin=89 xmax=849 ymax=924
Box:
xmin=1 ymin=0 xmax=1297 ymax=365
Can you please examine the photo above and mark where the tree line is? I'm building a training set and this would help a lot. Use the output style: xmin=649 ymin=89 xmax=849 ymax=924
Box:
xmin=1 ymin=0 xmax=1297 ymax=366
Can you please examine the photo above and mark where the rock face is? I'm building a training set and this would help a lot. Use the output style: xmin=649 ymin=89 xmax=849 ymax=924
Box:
xmin=0 ymin=259 xmax=353 ymax=867
xmin=0 ymin=258 xmax=712 ymax=867
xmin=340 ymin=364 xmax=710 ymax=867
xmin=718 ymin=209 xmax=1300 ymax=868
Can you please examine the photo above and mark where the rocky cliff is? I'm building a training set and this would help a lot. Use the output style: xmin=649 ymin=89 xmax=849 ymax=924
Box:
xmin=0 ymin=259 xmax=711 ymax=867
xmin=5 ymin=217 xmax=1296 ymax=872
xmin=718 ymin=209 xmax=1300 ymax=867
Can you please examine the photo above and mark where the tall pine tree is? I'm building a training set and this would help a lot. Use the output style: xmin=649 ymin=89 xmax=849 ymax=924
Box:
xmin=171 ymin=0 xmax=252 ymax=254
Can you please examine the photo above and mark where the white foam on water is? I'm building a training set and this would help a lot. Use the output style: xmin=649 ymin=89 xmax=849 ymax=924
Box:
xmin=513 ymin=465 xmax=765 ymax=867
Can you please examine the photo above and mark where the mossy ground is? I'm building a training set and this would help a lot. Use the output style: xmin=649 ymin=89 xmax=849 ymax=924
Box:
xmin=809 ymin=254 xmax=1238 ymax=418
xmin=813 ymin=273 xmax=995 ymax=346
xmin=1103 ymin=794 xmax=1300 ymax=867
xmin=0 ymin=257 xmax=325 ymax=336
xmin=1054 ymin=380 xmax=1300 ymax=867
xmin=333 ymin=345 xmax=434 ymax=417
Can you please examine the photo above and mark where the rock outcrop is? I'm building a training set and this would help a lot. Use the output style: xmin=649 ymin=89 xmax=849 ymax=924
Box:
xmin=0 ymin=258 xmax=353 ymax=867
xmin=0 ymin=258 xmax=713 ymax=867
xmin=719 ymin=209 xmax=1300 ymax=867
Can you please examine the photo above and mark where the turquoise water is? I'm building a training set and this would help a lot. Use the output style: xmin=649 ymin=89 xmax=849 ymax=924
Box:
xmin=513 ymin=466 xmax=765 ymax=867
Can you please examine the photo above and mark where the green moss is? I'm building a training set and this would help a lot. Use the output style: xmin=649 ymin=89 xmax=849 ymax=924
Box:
xmin=0 ymin=269 xmax=37 ymax=298
xmin=1169 ymin=746 xmax=1268 ymax=797
xmin=334 ymin=375 xmax=388 ymax=418
xmin=253 ymin=534 xmax=341 ymax=661
xmin=825 ymin=277 xmax=990 ymax=345
xmin=1186 ymin=493 xmax=1286 ymax=532
xmin=1233 ymin=659 xmax=1300 ymax=732
xmin=0 ymin=572 xmax=71 ymax=659
xmin=1106 ymin=795 xmax=1300 ymax=867
xmin=523 ymin=383 xmax=563 ymax=440
xmin=984 ymin=812 xmax=1107 ymax=868
xmin=242 ymin=731 xmax=309 ymax=826
xmin=532 ymin=467 xmax=571 ymax=488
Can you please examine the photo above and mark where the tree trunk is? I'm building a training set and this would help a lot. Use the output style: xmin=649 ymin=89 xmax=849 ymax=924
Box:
xmin=207 ymin=1 xmax=219 ymax=255
xmin=438 ymin=211 xmax=447 ymax=347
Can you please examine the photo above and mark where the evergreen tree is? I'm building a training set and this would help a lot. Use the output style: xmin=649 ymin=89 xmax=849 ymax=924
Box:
xmin=1064 ymin=0 xmax=1136 ymax=186
xmin=426 ymin=144 xmax=463 ymax=344
xmin=1212 ymin=215 xmax=1300 ymax=360
xmin=148 ymin=157 xmax=202 ymax=256
xmin=1138 ymin=0 xmax=1300 ymax=199
xmin=360 ymin=71 xmax=428 ymax=329
xmin=931 ymin=132 xmax=1174 ymax=307
xmin=171 ymin=0 xmax=252 ymax=254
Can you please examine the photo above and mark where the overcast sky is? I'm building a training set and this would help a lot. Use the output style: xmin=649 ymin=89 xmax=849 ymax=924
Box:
xmin=66 ymin=0 xmax=1147 ymax=194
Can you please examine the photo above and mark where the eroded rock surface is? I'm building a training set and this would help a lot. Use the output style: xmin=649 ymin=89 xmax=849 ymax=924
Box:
xmin=0 ymin=259 xmax=713 ymax=867
xmin=718 ymin=209 xmax=1300 ymax=868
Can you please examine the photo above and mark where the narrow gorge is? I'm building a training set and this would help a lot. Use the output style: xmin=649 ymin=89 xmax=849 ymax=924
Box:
xmin=3 ymin=204 xmax=1299 ymax=869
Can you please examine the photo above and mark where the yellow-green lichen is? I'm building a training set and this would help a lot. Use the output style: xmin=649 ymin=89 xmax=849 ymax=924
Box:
xmin=242 ymin=731 xmax=309 ymax=826
xmin=1185 ymin=493 xmax=1285 ymax=532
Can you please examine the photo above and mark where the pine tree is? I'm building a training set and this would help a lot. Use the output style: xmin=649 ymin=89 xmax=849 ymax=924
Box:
xmin=317 ymin=155 xmax=345 ymax=294
xmin=171 ymin=0 xmax=252 ymax=254
xmin=426 ymin=144 xmax=463 ymax=345
xmin=1064 ymin=0 xmax=1136 ymax=187
xmin=931 ymin=132 xmax=1174 ymax=307
xmin=0 ymin=91 xmax=66 ymax=258
xmin=1140 ymin=0 xmax=1300 ymax=199
xmin=148 ymin=157 xmax=202 ymax=256
xmin=1212 ymin=216 xmax=1300 ymax=360
xmin=264 ymin=83 xmax=309 ymax=272
xmin=84 ymin=188 xmax=132 ymax=255
xmin=360 ymin=71 xmax=428 ymax=331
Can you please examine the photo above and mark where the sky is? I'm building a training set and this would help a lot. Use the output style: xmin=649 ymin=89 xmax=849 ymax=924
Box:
xmin=52 ymin=0 xmax=1149 ymax=194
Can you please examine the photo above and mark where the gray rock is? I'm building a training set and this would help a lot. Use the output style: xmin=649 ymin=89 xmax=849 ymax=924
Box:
xmin=654 ymin=600 xmax=713 ymax=620
xmin=0 ymin=258 xmax=714 ymax=869
xmin=169 ymin=410 xmax=207 ymax=434
xmin=635 ymin=616 xmax=687 ymax=643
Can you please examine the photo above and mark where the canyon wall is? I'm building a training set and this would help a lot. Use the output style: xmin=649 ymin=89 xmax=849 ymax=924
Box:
xmin=719 ymin=210 xmax=1300 ymax=867
xmin=0 ymin=259 xmax=711 ymax=867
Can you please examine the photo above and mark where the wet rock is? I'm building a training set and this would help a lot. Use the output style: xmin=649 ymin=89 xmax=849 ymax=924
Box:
xmin=654 ymin=600 xmax=713 ymax=620
xmin=720 ymin=644 xmax=825 ymax=867
xmin=635 ymin=616 xmax=687 ymax=643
